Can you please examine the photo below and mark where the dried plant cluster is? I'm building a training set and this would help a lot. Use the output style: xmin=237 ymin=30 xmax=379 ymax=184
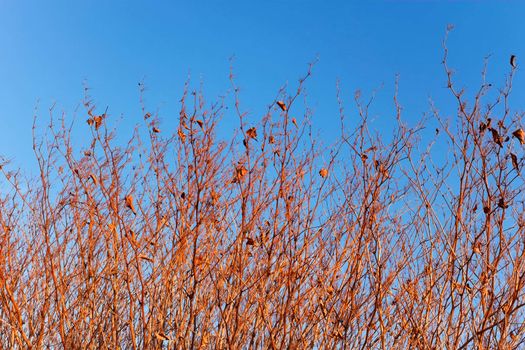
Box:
xmin=2 ymin=41 xmax=525 ymax=349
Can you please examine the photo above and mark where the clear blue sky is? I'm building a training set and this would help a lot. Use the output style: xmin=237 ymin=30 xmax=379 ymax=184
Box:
xmin=0 ymin=1 xmax=523 ymax=170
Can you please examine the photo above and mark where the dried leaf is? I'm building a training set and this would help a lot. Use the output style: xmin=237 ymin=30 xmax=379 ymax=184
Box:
xmin=233 ymin=164 xmax=248 ymax=182
xmin=177 ymin=128 xmax=186 ymax=142
xmin=291 ymin=118 xmax=298 ymax=128
xmin=246 ymin=127 xmax=257 ymax=140
xmin=276 ymin=100 xmax=287 ymax=111
xmin=89 ymin=173 xmax=98 ymax=185
xmin=319 ymin=168 xmax=328 ymax=178
xmin=125 ymin=194 xmax=137 ymax=215
xmin=144 ymin=112 xmax=152 ymax=119
xmin=152 ymin=127 xmax=161 ymax=133
xmin=511 ymin=153 xmax=519 ymax=172
xmin=489 ymin=128 xmax=503 ymax=147
xmin=511 ymin=54 xmax=517 ymax=68
xmin=155 ymin=332 xmax=170 ymax=341
xmin=93 ymin=115 xmax=104 ymax=130
xmin=512 ymin=128 xmax=525 ymax=145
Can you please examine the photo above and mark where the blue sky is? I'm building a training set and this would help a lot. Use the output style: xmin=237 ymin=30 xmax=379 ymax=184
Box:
xmin=0 ymin=1 xmax=523 ymax=170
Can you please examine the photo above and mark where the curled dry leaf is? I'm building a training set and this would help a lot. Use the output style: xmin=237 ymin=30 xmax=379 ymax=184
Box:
xmin=276 ymin=100 xmax=287 ymax=111
xmin=196 ymin=119 xmax=204 ymax=128
xmin=512 ymin=128 xmax=525 ymax=145
xmin=177 ymin=128 xmax=186 ymax=142
xmin=233 ymin=164 xmax=248 ymax=183
xmin=93 ymin=115 xmax=104 ymax=130
xmin=489 ymin=128 xmax=503 ymax=147
xmin=152 ymin=127 xmax=161 ymax=133
xmin=319 ymin=168 xmax=328 ymax=178
xmin=479 ymin=118 xmax=492 ymax=134
xmin=125 ymin=194 xmax=137 ymax=215
xmin=89 ymin=173 xmax=98 ymax=185
xmin=291 ymin=118 xmax=298 ymax=128
xmin=144 ymin=112 xmax=152 ymax=119
xmin=268 ymin=135 xmax=275 ymax=144
xmin=155 ymin=332 xmax=170 ymax=341
xmin=511 ymin=153 xmax=519 ymax=172
xmin=498 ymin=197 xmax=509 ymax=209
xmin=246 ymin=127 xmax=257 ymax=140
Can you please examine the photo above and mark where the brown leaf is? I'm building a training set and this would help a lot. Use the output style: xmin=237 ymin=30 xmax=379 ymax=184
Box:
xmin=196 ymin=119 xmax=204 ymax=128
xmin=291 ymin=118 xmax=298 ymax=128
xmin=511 ymin=54 xmax=517 ymax=68
xmin=246 ymin=127 xmax=257 ymax=140
xmin=152 ymin=127 xmax=161 ymax=133
xmin=480 ymin=118 xmax=492 ymax=134
xmin=177 ymin=128 xmax=186 ymax=142
xmin=319 ymin=168 xmax=328 ymax=178
xmin=125 ymin=194 xmax=137 ymax=215
xmin=268 ymin=135 xmax=275 ymax=144
xmin=144 ymin=112 xmax=152 ymax=119
xmin=490 ymin=128 xmax=503 ymax=147
xmin=498 ymin=198 xmax=509 ymax=209
xmin=512 ymin=128 xmax=525 ymax=145
xmin=155 ymin=332 xmax=170 ymax=341
xmin=511 ymin=153 xmax=519 ymax=172
xmin=276 ymin=100 xmax=287 ymax=111
xmin=89 ymin=173 xmax=98 ymax=185
xmin=93 ymin=115 xmax=104 ymax=130
xmin=233 ymin=163 xmax=248 ymax=183
xmin=246 ymin=237 xmax=255 ymax=246
xmin=479 ymin=122 xmax=487 ymax=133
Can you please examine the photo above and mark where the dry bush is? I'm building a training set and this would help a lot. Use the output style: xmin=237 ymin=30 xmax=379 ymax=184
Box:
xmin=1 ymin=35 xmax=525 ymax=349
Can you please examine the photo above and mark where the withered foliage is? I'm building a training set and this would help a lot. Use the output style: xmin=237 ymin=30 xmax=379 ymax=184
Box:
xmin=1 ymin=40 xmax=525 ymax=349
